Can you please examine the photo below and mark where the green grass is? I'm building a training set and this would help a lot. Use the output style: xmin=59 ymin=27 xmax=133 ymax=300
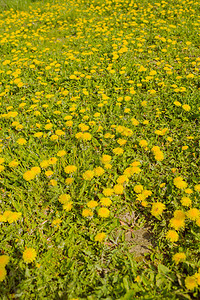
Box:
xmin=0 ymin=0 xmax=200 ymax=299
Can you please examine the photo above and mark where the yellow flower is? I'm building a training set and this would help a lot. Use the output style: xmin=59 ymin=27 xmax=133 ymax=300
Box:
xmin=185 ymin=276 xmax=198 ymax=290
xmin=154 ymin=151 xmax=164 ymax=161
xmin=50 ymin=134 xmax=58 ymax=141
xmin=101 ymin=155 xmax=111 ymax=164
xmin=49 ymin=179 xmax=57 ymax=186
xmin=112 ymin=148 xmax=124 ymax=155
xmin=45 ymin=170 xmax=53 ymax=177
xmin=48 ymin=157 xmax=57 ymax=165
xmin=103 ymin=188 xmax=114 ymax=197
xmin=82 ymin=132 xmax=92 ymax=141
xmin=173 ymin=177 xmax=187 ymax=189
xmin=185 ymin=188 xmax=193 ymax=194
xmin=174 ymin=101 xmax=182 ymax=107
xmin=95 ymin=232 xmax=106 ymax=242
xmin=59 ymin=194 xmax=71 ymax=204
xmin=30 ymin=167 xmax=41 ymax=175
xmin=182 ymin=146 xmax=188 ymax=150
xmin=57 ymin=150 xmax=66 ymax=157
xmin=0 ymin=268 xmax=6 ymax=282
xmin=166 ymin=230 xmax=179 ymax=242
xmin=182 ymin=104 xmax=191 ymax=111
xmin=94 ymin=167 xmax=105 ymax=176
xmin=83 ymin=170 xmax=94 ymax=181
xmin=64 ymin=165 xmax=77 ymax=174
xmin=181 ymin=196 xmax=192 ymax=207
xmin=139 ymin=140 xmax=148 ymax=147
xmin=0 ymin=165 xmax=5 ymax=172
xmin=117 ymin=175 xmax=129 ymax=184
xmin=104 ymin=163 xmax=112 ymax=170
xmin=40 ymin=160 xmax=49 ymax=168
xmin=87 ymin=200 xmax=98 ymax=209
xmin=187 ymin=208 xmax=200 ymax=221
xmin=34 ymin=132 xmax=43 ymax=138
xmin=100 ymin=197 xmax=112 ymax=207
xmin=17 ymin=138 xmax=26 ymax=145
xmin=172 ymin=253 xmax=186 ymax=264
xmin=9 ymin=160 xmax=19 ymax=168
xmin=23 ymin=170 xmax=35 ymax=181
xmin=131 ymin=117 xmax=139 ymax=126
xmin=23 ymin=248 xmax=37 ymax=263
xmin=63 ymin=202 xmax=73 ymax=211
xmin=98 ymin=207 xmax=110 ymax=218
xmin=113 ymin=184 xmax=124 ymax=195
xmin=0 ymin=158 xmax=5 ymax=164
xmin=170 ymin=218 xmax=185 ymax=230
xmin=82 ymin=208 xmax=93 ymax=217
xmin=65 ymin=178 xmax=74 ymax=185
xmin=151 ymin=146 xmax=160 ymax=153
xmin=151 ymin=202 xmax=166 ymax=217
xmin=134 ymin=185 xmax=143 ymax=193
xmin=173 ymin=210 xmax=185 ymax=220
xmin=196 ymin=218 xmax=200 ymax=227
xmin=194 ymin=184 xmax=200 ymax=192
xmin=52 ymin=219 xmax=62 ymax=227
xmin=0 ymin=255 xmax=9 ymax=268
xmin=7 ymin=212 xmax=21 ymax=224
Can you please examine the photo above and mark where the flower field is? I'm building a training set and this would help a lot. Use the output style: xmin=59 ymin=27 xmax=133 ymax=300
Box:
xmin=0 ymin=0 xmax=200 ymax=298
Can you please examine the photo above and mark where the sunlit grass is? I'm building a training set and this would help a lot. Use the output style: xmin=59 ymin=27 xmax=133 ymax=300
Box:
xmin=0 ymin=0 xmax=200 ymax=298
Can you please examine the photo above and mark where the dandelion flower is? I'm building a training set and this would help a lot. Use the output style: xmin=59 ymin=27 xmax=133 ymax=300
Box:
xmin=0 ymin=255 xmax=9 ymax=268
xmin=94 ymin=167 xmax=105 ymax=176
xmin=100 ymin=197 xmax=112 ymax=207
xmin=181 ymin=197 xmax=192 ymax=207
xmin=194 ymin=184 xmax=200 ymax=192
xmin=83 ymin=170 xmax=94 ymax=181
xmin=82 ymin=208 xmax=93 ymax=217
xmin=166 ymin=230 xmax=179 ymax=242
xmin=174 ymin=177 xmax=187 ymax=189
xmin=59 ymin=194 xmax=71 ymax=204
xmin=63 ymin=202 xmax=73 ymax=211
xmin=174 ymin=210 xmax=185 ymax=220
xmin=139 ymin=140 xmax=148 ymax=147
xmin=23 ymin=248 xmax=37 ymax=263
xmin=95 ymin=232 xmax=106 ymax=242
xmin=196 ymin=219 xmax=200 ymax=227
xmin=113 ymin=184 xmax=124 ymax=195
xmin=185 ymin=276 xmax=197 ymax=290
xmin=112 ymin=148 xmax=124 ymax=155
xmin=98 ymin=207 xmax=110 ymax=218
xmin=57 ymin=150 xmax=66 ymax=157
xmin=182 ymin=104 xmax=191 ymax=112
xmin=82 ymin=132 xmax=91 ymax=141
xmin=151 ymin=202 xmax=166 ymax=217
xmin=23 ymin=171 xmax=35 ymax=181
xmin=0 ymin=268 xmax=6 ymax=282
xmin=117 ymin=175 xmax=129 ymax=184
xmin=64 ymin=165 xmax=77 ymax=174
xmin=17 ymin=138 xmax=26 ymax=145
xmin=170 ymin=218 xmax=185 ymax=230
xmin=65 ymin=178 xmax=74 ymax=185
xmin=187 ymin=208 xmax=200 ymax=221
xmin=172 ymin=253 xmax=186 ymax=264
xmin=101 ymin=155 xmax=111 ymax=164
xmin=134 ymin=185 xmax=143 ymax=193
xmin=0 ymin=158 xmax=5 ymax=164
xmin=87 ymin=200 xmax=98 ymax=209
xmin=103 ymin=188 xmax=114 ymax=197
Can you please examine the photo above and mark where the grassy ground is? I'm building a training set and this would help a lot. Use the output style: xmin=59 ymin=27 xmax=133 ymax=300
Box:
xmin=0 ymin=0 xmax=200 ymax=299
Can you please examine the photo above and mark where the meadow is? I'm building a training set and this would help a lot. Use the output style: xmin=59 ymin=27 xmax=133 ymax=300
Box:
xmin=0 ymin=0 xmax=200 ymax=298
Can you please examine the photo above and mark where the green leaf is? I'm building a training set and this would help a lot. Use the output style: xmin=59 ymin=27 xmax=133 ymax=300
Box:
xmin=158 ymin=264 xmax=170 ymax=274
